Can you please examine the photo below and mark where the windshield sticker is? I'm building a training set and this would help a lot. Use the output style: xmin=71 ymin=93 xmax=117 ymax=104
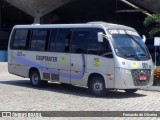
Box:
xmin=94 ymin=58 xmax=100 ymax=67
xmin=131 ymin=62 xmax=139 ymax=68
xmin=115 ymin=49 xmax=118 ymax=53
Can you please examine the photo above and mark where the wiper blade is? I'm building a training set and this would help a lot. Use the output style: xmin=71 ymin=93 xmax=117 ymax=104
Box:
xmin=137 ymin=53 xmax=146 ymax=56
xmin=125 ymin=54 xmax=140 ymax=60
xmin=137 ymin=54 xmax=150 ymax=59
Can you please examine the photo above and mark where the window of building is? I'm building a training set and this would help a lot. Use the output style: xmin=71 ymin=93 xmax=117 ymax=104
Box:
xmin=30 ymin=29 xmax=48 ymax=51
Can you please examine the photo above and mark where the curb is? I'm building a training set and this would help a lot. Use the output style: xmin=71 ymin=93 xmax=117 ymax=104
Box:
xmin=141 ymin=86 xmax=160 ymax=92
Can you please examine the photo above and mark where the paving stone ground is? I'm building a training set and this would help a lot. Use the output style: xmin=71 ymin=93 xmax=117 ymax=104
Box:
xmin=0 ymin=62 xmax=159 ymax=120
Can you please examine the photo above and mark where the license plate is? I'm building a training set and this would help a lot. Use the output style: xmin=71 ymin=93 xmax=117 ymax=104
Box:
xmin=139 ymin=76 xmax=147 ymax=81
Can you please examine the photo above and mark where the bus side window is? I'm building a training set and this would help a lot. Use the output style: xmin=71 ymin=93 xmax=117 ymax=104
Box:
xmin=65 ymin=30 xmax=72 ymax=52
xmin=30 ymin=29 xmax=48 ymax=51
xmin=12 ymin=29 xmax=29 ymax=50
xmin=98 ymin=38 xmax=112 ymax=57
xmin=88 ymin=28 xmax=105 ymax=54
xmin=54 ymin=29 xmax=70 ymax=53
xmin=49 ymin=29 xmax=58 ymax=52
xmin=70 ymin=30 xmax=89 ymax=54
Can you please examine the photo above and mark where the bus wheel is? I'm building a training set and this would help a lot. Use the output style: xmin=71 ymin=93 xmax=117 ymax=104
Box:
xmin=125 ymin=89 xmax=138 ymax=94
xmin=30 ymin=70 xmax=42 ymax=87
xmin=89 ymin=76 xmax=106 ymax=97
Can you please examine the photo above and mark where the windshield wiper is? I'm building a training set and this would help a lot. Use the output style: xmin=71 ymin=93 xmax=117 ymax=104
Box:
xmin=125 ymin=54 xmax=141 ymax=60
xmin=137 ymin=53 xmax=150 ymax=59
xmin=138 ymin=53 xmax=146 ymax=56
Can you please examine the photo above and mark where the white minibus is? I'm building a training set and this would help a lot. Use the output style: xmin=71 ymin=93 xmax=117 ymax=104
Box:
xmin=8 ymin=22 xmax=153 ymax=96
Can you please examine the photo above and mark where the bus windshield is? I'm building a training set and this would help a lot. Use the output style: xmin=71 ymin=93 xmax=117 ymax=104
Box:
xmin=111 ymin=32 xmax=151 ymax=60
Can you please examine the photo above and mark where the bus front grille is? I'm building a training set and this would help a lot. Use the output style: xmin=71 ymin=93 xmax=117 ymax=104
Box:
xmin=131 ymin=69 xmax=151 ymax=86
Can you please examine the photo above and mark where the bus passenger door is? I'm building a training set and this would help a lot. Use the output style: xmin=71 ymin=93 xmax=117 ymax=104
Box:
xmin=48 ymin=29 xmax=71 ymax=84
xmin=50 ymin=53 xmax=71 ymax=84
xmin=70 ymin=30 xmax=89 ymax=86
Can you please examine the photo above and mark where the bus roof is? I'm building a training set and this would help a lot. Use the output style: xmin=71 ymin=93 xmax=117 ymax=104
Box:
xmin=13 ymin=22 xmax=135 ymax=31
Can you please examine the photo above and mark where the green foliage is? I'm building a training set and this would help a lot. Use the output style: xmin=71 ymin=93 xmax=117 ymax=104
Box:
xmin=144 ymin=14 xmax=160 ymax=27
xmin=149 ymin=27 xmax=160 ymax=37
xmin=144 ymin=14 xmax=160 ymax=37
xmin=153 ymin=69 xmax=160 ymax=86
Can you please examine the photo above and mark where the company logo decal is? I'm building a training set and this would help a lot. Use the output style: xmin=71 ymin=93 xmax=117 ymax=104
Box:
xmin=12 ymin=54 xmax=16 ymax=59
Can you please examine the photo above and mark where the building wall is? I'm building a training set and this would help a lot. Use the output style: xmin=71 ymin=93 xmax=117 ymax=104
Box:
xmin=0 ymin=0 xmax=152 ymax=50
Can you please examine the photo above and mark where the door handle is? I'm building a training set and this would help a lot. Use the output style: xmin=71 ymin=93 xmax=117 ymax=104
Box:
xmin=71 ymin=63 xmax=73 ymax=66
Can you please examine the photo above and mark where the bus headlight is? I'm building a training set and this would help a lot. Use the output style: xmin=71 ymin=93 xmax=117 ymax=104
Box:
xmin=120 ymin=68 xmax=131 ymax=75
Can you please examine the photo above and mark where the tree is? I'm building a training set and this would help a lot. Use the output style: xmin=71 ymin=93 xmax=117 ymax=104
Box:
xmin=144 ymin=13 xmax=160 ymax=37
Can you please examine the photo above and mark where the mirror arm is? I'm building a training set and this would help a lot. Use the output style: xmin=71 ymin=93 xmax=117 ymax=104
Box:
xmin=142 ymin=35 xmax=146 ymax=43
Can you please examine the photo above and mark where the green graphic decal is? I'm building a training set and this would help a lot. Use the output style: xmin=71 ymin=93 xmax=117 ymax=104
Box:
xmin=94 ymin=58 xmax=100 ymax=67
xmin=13 ymin=54 xmax=16 ymax=59
xmin=131 ymin=62 xmax=139 ymax=68
xmin=60 ymin=57 xmax=67 ymax=63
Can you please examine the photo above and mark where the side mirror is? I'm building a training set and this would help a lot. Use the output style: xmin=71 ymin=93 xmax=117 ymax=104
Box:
xmin=142 ymin=35 xmax=146 ymax=43
xmin=98 ymin=32 xmax=103 ymax=42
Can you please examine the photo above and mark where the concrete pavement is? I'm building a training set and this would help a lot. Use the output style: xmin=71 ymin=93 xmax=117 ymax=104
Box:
xmin=1 ymin=62 xmax=160 ymax=120
xmin=141 ymin=86 xmax=160 ymax=92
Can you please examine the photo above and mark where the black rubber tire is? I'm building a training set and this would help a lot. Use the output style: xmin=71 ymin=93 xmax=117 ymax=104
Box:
xmin=89 ymin=76 xmax=106 ymax=97
xmin=30 ymin=70 xmax=43 ymax=87
xmin=125 ymin=89 xmax=138 ymax=94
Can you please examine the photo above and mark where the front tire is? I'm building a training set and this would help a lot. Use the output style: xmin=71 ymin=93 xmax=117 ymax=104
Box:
xmin=125 ymin=89 xmax=138 ymax=94
xmin=89 ymin=76 xmax=106 ymax=97
xmin=30 ymin=70 xmax=43 ymax=87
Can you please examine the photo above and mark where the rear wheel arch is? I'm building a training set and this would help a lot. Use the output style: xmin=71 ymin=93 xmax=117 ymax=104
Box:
xmin=29 ymin=67 xmax=40 ymax=78
xmin=29 ymin=67 xmax=48 ymax=87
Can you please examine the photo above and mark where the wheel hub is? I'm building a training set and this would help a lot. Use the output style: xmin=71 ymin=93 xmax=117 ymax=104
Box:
xmin=93 ymin=81 xmax=103 ymax=93
xmin=32 ymin=73 xmax=39 ymax=84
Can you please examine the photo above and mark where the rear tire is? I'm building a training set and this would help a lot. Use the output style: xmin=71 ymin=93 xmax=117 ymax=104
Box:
xmin=89 ymin=76 xmax=106 ymax=97
xmin=30 ymin=70 xmax=43 ymax=87
xmin=125 ymin=89 xmax=138 ymax=94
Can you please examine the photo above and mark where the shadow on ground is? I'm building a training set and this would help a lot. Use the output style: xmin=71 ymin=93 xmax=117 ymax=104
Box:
xmin=0 ymin=79 xmax=147 ymax=99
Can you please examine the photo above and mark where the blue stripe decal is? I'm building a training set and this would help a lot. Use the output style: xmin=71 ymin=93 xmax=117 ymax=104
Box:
xmin=13 ymin=53 xmax=85 ymax=80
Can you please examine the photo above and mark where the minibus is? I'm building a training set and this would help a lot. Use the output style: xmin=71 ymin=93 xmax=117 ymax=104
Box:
xmin=8 ymin=22 xmax=153 ymax=96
